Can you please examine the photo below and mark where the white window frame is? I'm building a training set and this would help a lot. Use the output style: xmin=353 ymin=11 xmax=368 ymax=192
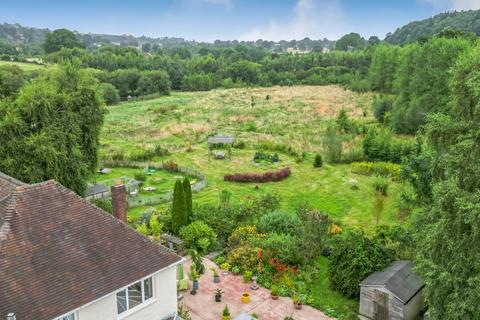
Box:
xmin=54 ymin=311 xmax=76 ymax=320
xmin=116 ymin=276 xmax=155 ymax=316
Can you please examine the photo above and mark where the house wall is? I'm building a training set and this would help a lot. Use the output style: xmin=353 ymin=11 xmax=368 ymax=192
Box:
xmin=76 ymin=265 xmax=178 ymax=320
xmin=404 ymin=290 xmax=424 ymax=320
xmin=359 ymin=286 xmax=404 ymax=320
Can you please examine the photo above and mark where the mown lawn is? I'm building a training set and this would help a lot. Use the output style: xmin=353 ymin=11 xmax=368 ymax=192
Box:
xmin=310 ymin=256 xmax=358 ymax=319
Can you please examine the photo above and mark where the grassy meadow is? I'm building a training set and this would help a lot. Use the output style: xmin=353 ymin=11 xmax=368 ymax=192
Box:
xmin=101 ymin=85 xmax=406 ymax=231
xmin=0 ymin=60 xmax=45 ymax=71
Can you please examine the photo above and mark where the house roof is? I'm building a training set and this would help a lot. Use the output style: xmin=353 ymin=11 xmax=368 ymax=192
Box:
xmin=208 ymin=135 xmax=234 ymax=144
xmin=0 ymin=171 xmax=25 ymax=199
xmin=0 ymin=174 xmax=182 ymax=320
xmin=360 ymin=260 xmax=424 ymax=304
xmin=86 ymin=182 xmax=109 ymax=196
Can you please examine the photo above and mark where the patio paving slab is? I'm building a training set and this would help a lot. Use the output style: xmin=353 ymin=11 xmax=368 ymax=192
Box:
xmin=181 ymin=258 xmax=335 ymax=320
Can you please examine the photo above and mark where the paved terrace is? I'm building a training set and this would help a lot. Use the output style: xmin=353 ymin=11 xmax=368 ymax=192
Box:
xmin=182 ymin=258 xmax=334 ymax=320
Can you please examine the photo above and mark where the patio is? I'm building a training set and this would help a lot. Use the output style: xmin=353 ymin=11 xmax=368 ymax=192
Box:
xmin=181 ymin=258 xmax=334 ymax=320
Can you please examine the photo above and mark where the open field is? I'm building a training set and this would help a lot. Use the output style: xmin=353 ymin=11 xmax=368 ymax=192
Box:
xmin=0 ymin=60 xmax=45 ymax=71
xmin=101 ymin=85 xmax=374 ymax=155
xmin=101 ymin=85 xmax=405 ymax=231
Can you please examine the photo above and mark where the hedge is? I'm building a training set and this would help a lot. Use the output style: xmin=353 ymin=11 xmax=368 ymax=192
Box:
xmin=224 ymin=167 xmax=291 ymax=183
xmin=351 ymin=161 xmax=400 ymax=180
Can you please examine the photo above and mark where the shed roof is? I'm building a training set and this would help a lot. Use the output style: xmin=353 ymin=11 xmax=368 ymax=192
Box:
xmin=86 ymin=182 xmax=109 ymax=196
xmin=360 ymin=260 xmax=424 ymax=304
xmin=208 ymin=135 xmax=234 ymax=144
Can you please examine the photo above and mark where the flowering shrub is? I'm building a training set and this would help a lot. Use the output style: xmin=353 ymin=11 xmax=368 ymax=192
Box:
xmin=224 ymin=167 xmax=291 ymax=183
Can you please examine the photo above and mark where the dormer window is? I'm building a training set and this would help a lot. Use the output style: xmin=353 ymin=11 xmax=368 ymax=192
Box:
xmin=116 ymin=277 xmax=154 ymax=314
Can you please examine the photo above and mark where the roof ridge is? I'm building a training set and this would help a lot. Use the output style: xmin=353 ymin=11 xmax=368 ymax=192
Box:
xmin=0 ymin=192 xmax=19 ymax=253
xmin=0 ymin=171 xmax=26 ymax=186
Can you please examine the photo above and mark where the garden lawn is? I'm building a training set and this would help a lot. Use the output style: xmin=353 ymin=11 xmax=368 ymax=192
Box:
xmin=310 ymin=256 xmax=358 ymax=319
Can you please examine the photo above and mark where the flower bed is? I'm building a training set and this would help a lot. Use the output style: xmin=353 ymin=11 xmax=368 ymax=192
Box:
xmin=224 ymin=167 xmax=291 ymax=183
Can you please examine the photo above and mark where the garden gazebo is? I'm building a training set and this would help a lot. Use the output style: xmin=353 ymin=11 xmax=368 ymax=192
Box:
xmin=208 ymin=135 xmax=234 ymax=160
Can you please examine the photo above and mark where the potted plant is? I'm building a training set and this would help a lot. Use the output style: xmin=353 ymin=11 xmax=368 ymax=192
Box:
xmin=243 ymin=271 xmax=253 ymax=283
xmin=211 ymin=267 xmax=220 ymax=283
xmin=284 ymin=317 xmax=294 ymax=320
xmin=189 ymin=269 xmax=199 ymax=295
xmin=215 ymin=288 xmax=223 ymax=302
xmin=270 ymin=285 xmax=279 ymax=300
xmin=241 ymin=291 xmax=250 ymax=303
xmin=222 ymin=305 xmax=231 ymax=320
xmin=231 ymin=265 xmax=240 ymax=275
xmin=292 ymin=294 xmax=302 ymax=310
xmin=220 ymin=262 xmax=230 ymax=275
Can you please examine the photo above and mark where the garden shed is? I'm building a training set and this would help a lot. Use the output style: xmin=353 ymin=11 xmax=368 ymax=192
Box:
xmin=208 ymin=135 xmax=234 ymax=160
xmin=359 ymin=260 xmax=424 ymax=320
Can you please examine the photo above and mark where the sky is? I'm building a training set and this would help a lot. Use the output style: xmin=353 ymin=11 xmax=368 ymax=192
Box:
xmin=0 ymin=0 xmax=479 ymax=41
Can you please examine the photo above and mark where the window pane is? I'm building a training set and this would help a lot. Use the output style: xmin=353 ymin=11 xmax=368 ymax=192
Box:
xmin=117 ymin=290 xmax=127 ymax=314
xmin=128 ymin=282 xmax=143 ymax=309
xmin=144 ymin=277 xmax=153 ymax=300
xmin=59 ymin=314 xmax=75 ymax=320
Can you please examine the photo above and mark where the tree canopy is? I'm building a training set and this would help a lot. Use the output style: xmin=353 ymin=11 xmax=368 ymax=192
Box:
xmin=405 ymin=45 xmax=480 ymax=318
xmin=43 ymin=28 xmax=85 ymax=54
xmin=0 ymin=64 xmax=105 ymax=195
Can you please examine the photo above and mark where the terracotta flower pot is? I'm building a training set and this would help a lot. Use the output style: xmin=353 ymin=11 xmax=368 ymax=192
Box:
xmin=271 ymin=294 xmax=279 ymax=300
xmin=294 ymin=302 xmax=302 ymax=310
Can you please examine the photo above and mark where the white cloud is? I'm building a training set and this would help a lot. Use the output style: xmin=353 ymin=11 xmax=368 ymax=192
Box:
xmin=420 ymin=0 xmax=480 ymax=10
xmin=239 ymin=0 xmax=349 ymax=41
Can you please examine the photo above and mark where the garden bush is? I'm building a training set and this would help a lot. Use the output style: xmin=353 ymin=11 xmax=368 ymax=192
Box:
xmin=134 ymin=172 xmax=148 ymax=182
xmin=363 ymin=127 xmax=414 ymax=164
xmin=351 ymin=161 xmax=400 ymax=180
xmin=226 ymin=245 xmax=259 ymax=273
xmin=253 ymin=151 xmax=280 ymax=163
xmin=163 ymin=160 xmax=179 ymax=172
xmin=91 ymin=198 xmax=113 ymax=214
xmin=257 ymin=211 xmax=301 ymax=236
xmin=328 ymin=231 xmax=394 ymax=298
xmin=259 ymin=233 xmax=302 ymax=266
xmin=373 ymin=95 xmax=394 ymax=123
xmin=313 ymin=154 xmax=323 ymax=168
xmin=224 ymin=167 xmax=291 ymax=183
xmin=179 ymin=220 xmax=217 ymax=253
xmin=100 ymin=82 xmax=120 ymax=105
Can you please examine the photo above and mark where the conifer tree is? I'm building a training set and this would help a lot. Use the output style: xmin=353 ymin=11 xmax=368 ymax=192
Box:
xmin=171 ymin=180 xmax=188 ymax=234
xmin=183 ymin=177 xmax=193 ymax=222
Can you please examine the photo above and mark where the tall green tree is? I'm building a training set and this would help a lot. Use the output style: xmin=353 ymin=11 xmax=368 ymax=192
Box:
xmin=391 ymin=37 xmax=471 ymax=133
xmin=369 ymin=44 xmax=398 ymax=93
xmin=0 ymin=64 xmax=104 ymax=195
xmin=406 ymin=45 xmax=480 ymax=319
xmin=172 ymin=180 xmax=188 ymax=234
xmin=43 ymin=28 xmax=85 ymax=54
xmin=183 ymin=177 xmax=193 ymax=223
xmin=335 ymin=32 xmax=365 ymax=51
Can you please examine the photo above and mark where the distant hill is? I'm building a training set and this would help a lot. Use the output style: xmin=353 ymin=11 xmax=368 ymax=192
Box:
xmin=385 ymin=10 xmax=480 ymax=44
xmin=0 ymin=22 xmax=333 ymax=53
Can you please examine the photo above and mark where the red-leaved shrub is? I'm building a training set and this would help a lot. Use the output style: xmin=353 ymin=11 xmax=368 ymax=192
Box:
xmin=224 ymin=167 xmax=291 ymax=183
